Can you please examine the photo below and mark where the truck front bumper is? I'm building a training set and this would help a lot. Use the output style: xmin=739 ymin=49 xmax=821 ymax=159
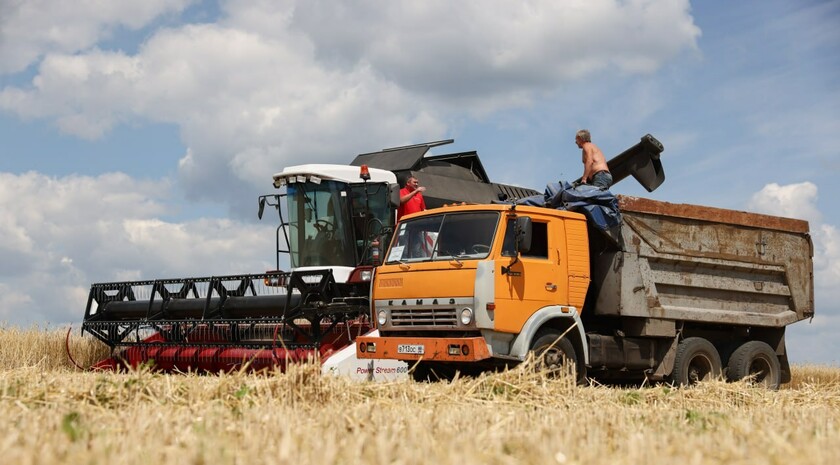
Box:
xmin=356 ymin=335 xmax=492 ymax=362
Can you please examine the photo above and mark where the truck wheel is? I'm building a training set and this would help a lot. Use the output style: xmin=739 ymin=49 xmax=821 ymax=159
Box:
xmin=726 ymin=341 xmax=781 ymax=390
xmin=530 ymin=330 xmax=584 ymax=383
xmin=670 ymin=337 xmax=722 ymax=386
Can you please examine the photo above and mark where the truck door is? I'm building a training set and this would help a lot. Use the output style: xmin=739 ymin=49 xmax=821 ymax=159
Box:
xmin=494 ymin=216 xmax=567 ymax=333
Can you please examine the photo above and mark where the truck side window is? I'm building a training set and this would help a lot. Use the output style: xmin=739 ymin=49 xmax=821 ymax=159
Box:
xmin=527 ymin=222 xmax=548 ymax=258
xmin=501 ymin=219 xmax=548 ymax=258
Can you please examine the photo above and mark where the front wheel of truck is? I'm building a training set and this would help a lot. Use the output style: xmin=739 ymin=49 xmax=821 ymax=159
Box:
xmin=530 ymin=330 xmax=584 ymax=384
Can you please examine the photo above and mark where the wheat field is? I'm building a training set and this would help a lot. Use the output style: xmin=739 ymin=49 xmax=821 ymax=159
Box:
xmin=1 ymin=326 xmax=839 ymax=465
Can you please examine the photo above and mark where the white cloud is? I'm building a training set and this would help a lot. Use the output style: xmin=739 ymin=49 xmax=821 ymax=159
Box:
xmin=748 ymin=182 xmax=840 ymax=364
xmin=0 ymin=171 xmax=275 ymax=325
xmin=0 ymin=0 xmax=194 ymax=74
xmin=747 ymin=182 xmax=821 ymax=224
xmin=813 ymin=224 xmax=840 ymax=295
xmin=239 ymin=0 xmax=701 ymax=104
xmin=1 ymin=23 xmax=447 ymax=205
xmin=0 ymin=0 xmax=700 ymax=206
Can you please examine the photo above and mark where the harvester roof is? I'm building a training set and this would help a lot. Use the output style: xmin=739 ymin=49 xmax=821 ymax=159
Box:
xmin=273 ymin=164 xmax=397 ymax=188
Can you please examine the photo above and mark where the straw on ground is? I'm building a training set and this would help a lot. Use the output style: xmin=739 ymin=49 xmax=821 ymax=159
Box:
xmin=1 ymin=326 xmax=838 ymax=464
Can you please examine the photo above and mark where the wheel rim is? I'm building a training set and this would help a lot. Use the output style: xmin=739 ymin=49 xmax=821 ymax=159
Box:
xmin=748 ymin=357 xmax=772 ymax=386
xmin=536 ymin=346 xmax=575 ymax=378
xmin=541 ymin=348 xmax=563 ymax=371
xmin=687 ymin=354 xmax=714 ymax=384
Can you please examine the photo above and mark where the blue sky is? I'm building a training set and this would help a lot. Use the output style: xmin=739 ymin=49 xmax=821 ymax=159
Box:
xmin=1 ymin=0 xmax=838 ymax=364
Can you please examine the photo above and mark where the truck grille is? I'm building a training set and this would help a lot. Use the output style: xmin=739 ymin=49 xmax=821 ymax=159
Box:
xmin=391 ymin=308 xmax=457 ymax=326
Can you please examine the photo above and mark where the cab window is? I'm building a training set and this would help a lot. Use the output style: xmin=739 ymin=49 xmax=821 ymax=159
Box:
xmin=501 ymin=218 xmax=548 ymax=258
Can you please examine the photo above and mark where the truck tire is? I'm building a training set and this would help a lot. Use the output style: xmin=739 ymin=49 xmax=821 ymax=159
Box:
xmin=726 ymin=341 xmax=781 ymax=390
xmin=530 ymin=330 xmax=584 ymax=384
xmin=670 ymin=337 xmax=722 ymax=386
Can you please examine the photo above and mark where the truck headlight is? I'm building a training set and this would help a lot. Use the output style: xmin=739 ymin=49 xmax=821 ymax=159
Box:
xmin=460 ymin=307 xmax=473 ymax=325
xmin=377 ymin=310 xmax=388 ymax=326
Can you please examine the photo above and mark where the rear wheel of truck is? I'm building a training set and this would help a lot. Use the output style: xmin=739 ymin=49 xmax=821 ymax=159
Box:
xmin=726 ymin=341 xmax=781 ymax=390
xmin=530 ymin=330 xmax=584 ymax=384
xmin=670 ymin=337 xmax=722 ymax=386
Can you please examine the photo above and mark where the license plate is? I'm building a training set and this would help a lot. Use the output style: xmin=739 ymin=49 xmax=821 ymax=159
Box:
xmin=397 ymin=344 xmax=425 ymax=355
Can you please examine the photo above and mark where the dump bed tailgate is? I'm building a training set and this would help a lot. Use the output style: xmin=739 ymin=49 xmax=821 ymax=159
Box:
xmin=590 ymin=196 xmax=813 ymax=327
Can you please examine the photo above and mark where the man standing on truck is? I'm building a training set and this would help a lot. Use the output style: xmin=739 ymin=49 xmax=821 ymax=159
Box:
xmin=576 ymin=129 xmax=613 ymax=189
xmin=398 ymin=176 xmax=426 ymax=220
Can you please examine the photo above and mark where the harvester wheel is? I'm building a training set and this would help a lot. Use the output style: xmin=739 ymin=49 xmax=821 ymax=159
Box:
xmin=670 ymin=337 xmax=722 ymax=386
xmin=726 ymin=341 xmax=781 ymax=390
xmin=530 ymin=329 xmax=584 ymax=384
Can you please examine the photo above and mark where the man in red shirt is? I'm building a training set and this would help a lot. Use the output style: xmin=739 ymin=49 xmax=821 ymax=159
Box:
xmin=397 ymin=176 xmax=426 ymax=220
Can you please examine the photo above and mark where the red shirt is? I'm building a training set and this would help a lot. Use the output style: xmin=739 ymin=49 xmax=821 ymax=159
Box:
xmin=397 ymin=187 xmax=426 ymax=220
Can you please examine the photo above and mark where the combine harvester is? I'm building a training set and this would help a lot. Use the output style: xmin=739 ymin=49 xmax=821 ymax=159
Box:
xmin=79 ymin=140 xmax=539 ymax=376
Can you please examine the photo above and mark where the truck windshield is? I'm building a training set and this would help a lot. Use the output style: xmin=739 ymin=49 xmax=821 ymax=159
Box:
xmin=386 ymin=212 xmax=500 ymax=263
xmin=286 ymin=181 xmax=356 ymax=268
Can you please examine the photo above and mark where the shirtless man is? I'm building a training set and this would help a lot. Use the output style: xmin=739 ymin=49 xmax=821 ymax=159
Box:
xmin=575 ymin=129 xmax=612 ymax=189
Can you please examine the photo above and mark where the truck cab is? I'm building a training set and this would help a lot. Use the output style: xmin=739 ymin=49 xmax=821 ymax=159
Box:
xmin=356 ymin=204 xmax=591 ymax=378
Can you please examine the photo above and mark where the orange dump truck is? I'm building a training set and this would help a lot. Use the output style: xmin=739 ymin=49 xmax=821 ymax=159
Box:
xmin=356 ymin=198 xmax=813 ymax=388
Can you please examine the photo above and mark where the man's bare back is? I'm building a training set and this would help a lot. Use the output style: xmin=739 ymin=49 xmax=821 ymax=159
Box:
xmin=575 ymin=129 xmax=612 ymax=189
xmin=580 ymin=142 xmax=608 ymax=182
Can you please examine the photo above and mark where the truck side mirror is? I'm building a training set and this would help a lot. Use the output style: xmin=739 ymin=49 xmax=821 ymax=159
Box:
xmin=389 ymin=184 xmax=401 ymax=208
xmin=258 ymin=197 xmax=266 ymax=220
xmin=515 ymin=216 xmax=532 ymax=254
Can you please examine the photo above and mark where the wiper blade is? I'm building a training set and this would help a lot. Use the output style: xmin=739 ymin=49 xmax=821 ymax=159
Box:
xmin=436 ymin=249 xmax=469 ymax=265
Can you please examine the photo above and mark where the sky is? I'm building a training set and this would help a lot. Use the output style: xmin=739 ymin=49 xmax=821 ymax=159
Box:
xmin=1 ymin=0 xmax=838 ymax=365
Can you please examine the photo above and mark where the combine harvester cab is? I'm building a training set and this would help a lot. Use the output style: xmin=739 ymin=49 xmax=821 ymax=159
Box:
xmin=81 ymin=140 xmax=538 ymax=378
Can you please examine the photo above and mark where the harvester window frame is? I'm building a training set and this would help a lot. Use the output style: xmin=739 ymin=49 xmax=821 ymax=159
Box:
xmin=286 ymin=180 xmax=357 ymax=268
xmin=350 ymin=182 xmax=395 ymax=266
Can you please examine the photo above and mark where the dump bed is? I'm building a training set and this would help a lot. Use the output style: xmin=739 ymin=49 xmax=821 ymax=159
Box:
xmin=589 ymin=196 xmax=814 ymax=328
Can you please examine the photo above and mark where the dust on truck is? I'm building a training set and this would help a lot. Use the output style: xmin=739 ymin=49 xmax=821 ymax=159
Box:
xmin=356 ymin=196 xmax=813 ymax=388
